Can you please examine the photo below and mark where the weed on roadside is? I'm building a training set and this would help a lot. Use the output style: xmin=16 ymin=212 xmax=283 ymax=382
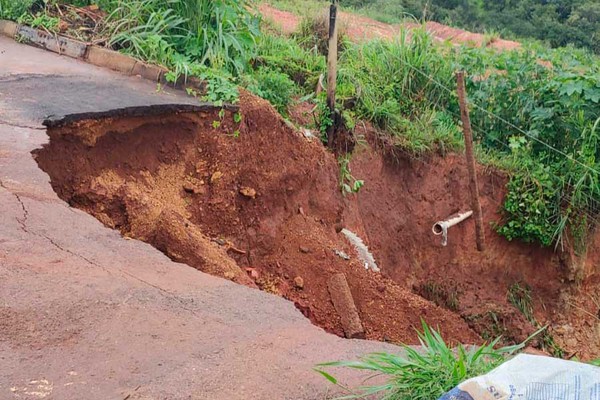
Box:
xmin=315 ymin=321 xmax=535 ymax=400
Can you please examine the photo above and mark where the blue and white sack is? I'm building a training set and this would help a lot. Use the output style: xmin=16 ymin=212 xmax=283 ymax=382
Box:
xmin=439 ymin=354 xmax=600 ymax=400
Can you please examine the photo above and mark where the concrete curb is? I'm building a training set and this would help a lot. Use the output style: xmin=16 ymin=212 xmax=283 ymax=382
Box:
xmin=17 ymin=25 xmax=87 ymax=59
xmin=0 ymin=19 xmax=184 ymax=86
xmin=0 ymin=20 xmax=18 ymax=38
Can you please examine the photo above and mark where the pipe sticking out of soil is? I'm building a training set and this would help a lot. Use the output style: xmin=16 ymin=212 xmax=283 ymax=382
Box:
xmin=432 ymin=210 xmax=473 ymax=246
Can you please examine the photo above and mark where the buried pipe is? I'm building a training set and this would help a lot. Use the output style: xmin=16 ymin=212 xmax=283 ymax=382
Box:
xmin=432 ymin=210 xmax=473 ymax=246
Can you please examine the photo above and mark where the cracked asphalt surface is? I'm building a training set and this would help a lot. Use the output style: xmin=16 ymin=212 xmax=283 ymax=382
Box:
xmin=0 ymin=37 xmax=398 ymax=399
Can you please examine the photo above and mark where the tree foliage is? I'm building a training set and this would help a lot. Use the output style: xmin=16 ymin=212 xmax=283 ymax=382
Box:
xmin=341 ymin=0 xmax=600 ymax=54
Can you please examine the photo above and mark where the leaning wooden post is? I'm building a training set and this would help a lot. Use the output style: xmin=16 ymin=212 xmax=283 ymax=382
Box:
xmin=456 ymin=71 xmax=485 ymax=252
xmin=326 ymin=0 xmax=339 ymax=148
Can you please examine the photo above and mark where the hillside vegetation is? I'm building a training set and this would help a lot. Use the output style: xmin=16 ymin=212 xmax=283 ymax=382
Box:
xmin=2 ymin=0 xmax=599 ymax=251
xmin=341 ymin=0 xmax=600 ymax=55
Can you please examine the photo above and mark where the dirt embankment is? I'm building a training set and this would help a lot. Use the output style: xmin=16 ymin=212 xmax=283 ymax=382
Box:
xmin=34 ymin=91 xmax=480 ymax=346
xmin=35 ymin=91 xmax=599 ymax=357
xmin=344 ymin=136 xmax=599 ymax=356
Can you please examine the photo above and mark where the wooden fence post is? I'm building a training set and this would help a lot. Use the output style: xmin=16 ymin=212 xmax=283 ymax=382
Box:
xmin=326 ymin=1 xmax=338 ymax=148
xmin=456 ymin=71 xmax=486 ymax=252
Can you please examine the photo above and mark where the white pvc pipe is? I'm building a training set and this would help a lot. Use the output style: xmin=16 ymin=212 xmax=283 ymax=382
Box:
xmin=432 ymin=210 xmax=473 ymax=246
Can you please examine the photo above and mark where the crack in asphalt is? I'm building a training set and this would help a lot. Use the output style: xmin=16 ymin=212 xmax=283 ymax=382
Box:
xmin=0 ymin=178 xmax=201 ymax=313
xmin=0 ymin=178 xmax=28 ymax=232
xmin=0 ymin=178 xmax=115 ymax=277
xmin=0 ymin=119 xmax=46 ymax=130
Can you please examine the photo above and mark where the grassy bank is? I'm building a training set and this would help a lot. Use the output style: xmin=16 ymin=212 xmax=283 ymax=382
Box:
xmin=4 ymin=0 xmax=599 ymax=251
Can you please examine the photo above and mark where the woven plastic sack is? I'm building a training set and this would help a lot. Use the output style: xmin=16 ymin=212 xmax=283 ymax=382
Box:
xmin=439 ymin=354 xmax=600 ymax=400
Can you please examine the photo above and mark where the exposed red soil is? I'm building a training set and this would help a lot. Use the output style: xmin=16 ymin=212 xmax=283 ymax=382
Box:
xmin=340 ymin=122 xmax=600 ymax=358
xmin=34 ymin=91 xmax=481 ymax=346
xmin=281 ymin=99 xmax=600 ymax=358
xmin=35 ymin=91 xmax=600 ymax=357
xmin=259 ymin=3 xmax=520 ymax=50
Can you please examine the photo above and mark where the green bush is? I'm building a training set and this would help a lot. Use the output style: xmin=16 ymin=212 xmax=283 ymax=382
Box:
xmin=245 ymin=67 xmax=296 ymax=115
xmin=0 ymin=0 xmax=34 ymax=20
xmin=497 ymin=159 xmax=559 ymax=247
xmin=253 ymin=34 xmax=325 ymax=92
xmin=101 ymin=0 xmax=260 ymax=74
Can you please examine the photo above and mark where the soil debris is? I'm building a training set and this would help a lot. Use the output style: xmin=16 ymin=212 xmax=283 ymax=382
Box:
xmin=34 ymin=90 xmax=600 ymax=357
xmin=210 ymin=171 xmax=223 ymax=184
xmin=35 ymin=92 xmax=480 ymax=346
xmin=239 ymin=186 xmax=257 ymax=199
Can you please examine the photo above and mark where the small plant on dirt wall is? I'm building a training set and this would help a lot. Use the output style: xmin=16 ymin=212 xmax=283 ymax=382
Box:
xmin=315 ymin=321 xmax=536 ymax=400
xmin=339 ymin=154 xmax=364 ymax=195
xmin=314 ymin=95 xmax=334 ymax=144
xmin=418 ymin=281 xmax=461 ymax=312
xmin=507 ymin=282 xmax=534 ymax=323
xmin=496 ymin=140 xmax=560 ymax=247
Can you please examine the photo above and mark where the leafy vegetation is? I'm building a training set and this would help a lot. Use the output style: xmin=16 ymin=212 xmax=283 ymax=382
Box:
xmin=419 ymin=282 xmax=461 ymax=312
xmin=101 ymin=0 xmax=260 ymax=74
xmin=0 ymin=0 xmax=34 ymax=20
xmin=507 ymin=282 xmax=534 ymax=323
xmin=244 ymin=67 xmax=296 ymax=115
xmin=7 ymin=1 xmax=599 ymax=250
xmin=18 ymin=11 xmax=60 ymax=31
xmin=339 ymin=154 xmax=364 ymax=195
xmin=339 ymin=0 xmax=600 ymax=55
xmin=315 ymin=322 xmax=530 ymax=400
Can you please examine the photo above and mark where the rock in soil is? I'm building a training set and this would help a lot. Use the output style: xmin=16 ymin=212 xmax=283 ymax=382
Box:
xmin=294 ymin=276 xmax=304 ymax=289
xmin=239 ymin=186 xmax=257 ymax=199
xmin=299 ymin=246 xmax=311 ymax=254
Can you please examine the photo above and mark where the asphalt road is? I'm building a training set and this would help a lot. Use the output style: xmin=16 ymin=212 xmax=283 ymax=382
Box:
xmin=0 ymin=36 xmax=399 ymax=399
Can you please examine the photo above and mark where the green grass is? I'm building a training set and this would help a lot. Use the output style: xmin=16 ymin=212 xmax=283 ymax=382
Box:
xmin=262 ymin=0 xmax=328 ymax=17
xmin=11 ymin=0 xmax=599 ymax=250
xmin=315 ymin=322 xmax=534 ymax=400
xmin=101 ymin=0 xmax=261 ymax=74
xmin=244 ymin=67 xmax=297 ymax=115
xmin=0 ymin=0 xmax=33 ymax=20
